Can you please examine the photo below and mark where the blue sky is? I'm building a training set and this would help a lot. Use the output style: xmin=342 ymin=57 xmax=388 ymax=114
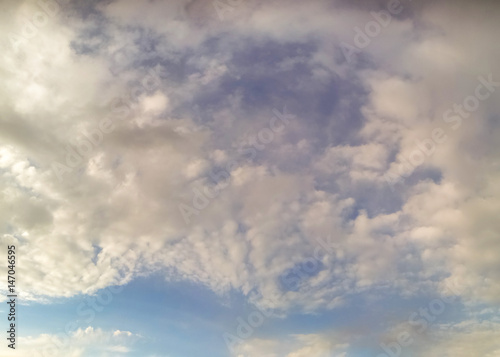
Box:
xmin=16 ymin=276 xmax=469 ymax=356
xmin=1 ymin=0 xmax=500 ymax=356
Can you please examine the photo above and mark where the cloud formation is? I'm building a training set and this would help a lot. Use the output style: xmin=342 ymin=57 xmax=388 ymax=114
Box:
xmin=1 ymin=0 xmax=499 ymax=355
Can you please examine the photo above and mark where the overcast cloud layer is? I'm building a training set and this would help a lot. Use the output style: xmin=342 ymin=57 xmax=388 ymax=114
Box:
xmin=1 ymin=0 xmax=500 ymax=356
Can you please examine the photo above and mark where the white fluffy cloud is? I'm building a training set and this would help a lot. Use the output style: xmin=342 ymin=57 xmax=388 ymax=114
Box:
xmin=0 ymin=326 xmax=139 ymax=357
xmin=232 ymin=333 xmax=348 ymax=357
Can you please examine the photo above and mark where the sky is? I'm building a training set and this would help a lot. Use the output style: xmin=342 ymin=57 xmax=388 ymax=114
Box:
xmin=0 ymin=0 xmax=500 ymax=356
